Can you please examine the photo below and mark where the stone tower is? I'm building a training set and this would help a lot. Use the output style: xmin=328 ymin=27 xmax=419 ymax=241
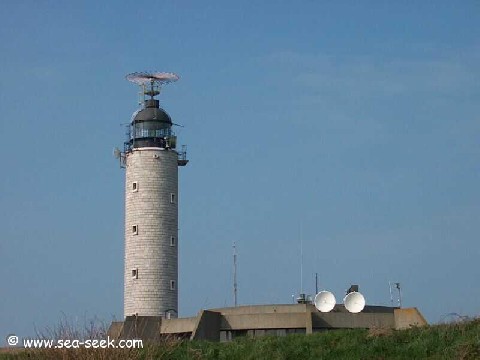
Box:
xmin=121 ymin=72 xmax=188 ymax=319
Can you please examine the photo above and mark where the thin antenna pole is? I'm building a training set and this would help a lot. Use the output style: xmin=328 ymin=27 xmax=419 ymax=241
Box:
xmin=315 ymin=273 xmax=318 ymax=294
xmin=300 ymin=231 xmax=303 ymax=295
xmin=389 ymin=281 xmax=393 ymax=307
xmin=233 ymin=242 xmax=238 ymax=307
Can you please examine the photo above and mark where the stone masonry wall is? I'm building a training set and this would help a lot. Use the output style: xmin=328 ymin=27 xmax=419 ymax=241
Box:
xmin=124 ymin=148 xmax=178 ymax=318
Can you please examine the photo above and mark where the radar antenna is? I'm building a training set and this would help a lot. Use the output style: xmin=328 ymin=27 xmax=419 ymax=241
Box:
xmin=126 ymin=71 xmax=179 ymax=105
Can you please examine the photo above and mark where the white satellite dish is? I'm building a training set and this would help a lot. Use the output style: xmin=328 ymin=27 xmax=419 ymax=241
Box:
xmin=343 ymin=292 xmax=366 ymax=313
xmin=314 ymin=291 xmax=336 ymax=312
xmin=113 ymin=147 xmax=121 ymax=159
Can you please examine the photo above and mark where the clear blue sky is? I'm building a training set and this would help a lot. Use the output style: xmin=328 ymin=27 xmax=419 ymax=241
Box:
xmin=1 ymin=0 xmax=479 ymax=341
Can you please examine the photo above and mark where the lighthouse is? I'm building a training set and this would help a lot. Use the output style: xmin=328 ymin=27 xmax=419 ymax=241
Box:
xmin=120 ymin=72 xmax=188 ymax=319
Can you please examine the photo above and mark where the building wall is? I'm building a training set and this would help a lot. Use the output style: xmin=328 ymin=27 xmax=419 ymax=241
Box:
xmin=109 ymin=305 xmax=428 ymax=342
xmin=124 ymin=148 xmax=178 ymax=317
xmin=394 ymin=308 xmax=428 ymax=329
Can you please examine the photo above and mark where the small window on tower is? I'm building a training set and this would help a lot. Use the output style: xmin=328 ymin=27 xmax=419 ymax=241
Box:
xmin=170 ymin=193 xmax=176 ymax=204
xmin=132 ymin=225 xmax=138 ymax=235
xmin=132 ymin=268 xmax=138 ymax=279
xmin=170 ymin=280 xmax=176 ymax=290
xmin=170 ymin=236 xmax=176 ymax=247
xmin=132 ymin=182 xmax=138 ymax=192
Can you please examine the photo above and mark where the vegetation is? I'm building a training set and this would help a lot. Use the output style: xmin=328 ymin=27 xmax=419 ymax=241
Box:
xmin=1 ymin=318 xmax=479 ymax=359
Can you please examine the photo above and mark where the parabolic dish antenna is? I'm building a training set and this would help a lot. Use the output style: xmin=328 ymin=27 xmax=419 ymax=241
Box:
xmin=126 ymin=71 xmax=179 ymax=85
xmin=113 ymin=147 xmax=121 ymax=159
xmin=343 ymin=292 xmax=366 ymax=313
xmin=314 ymin=291 xmax=336 ymax=313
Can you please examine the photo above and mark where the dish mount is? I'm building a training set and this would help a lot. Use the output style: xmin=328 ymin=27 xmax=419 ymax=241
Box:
xmin=126 ymin=71 xmax=179 ymax=104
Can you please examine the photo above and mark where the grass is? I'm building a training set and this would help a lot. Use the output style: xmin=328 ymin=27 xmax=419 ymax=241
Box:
xmin=1 ymin=318 xmax=479 ymax=359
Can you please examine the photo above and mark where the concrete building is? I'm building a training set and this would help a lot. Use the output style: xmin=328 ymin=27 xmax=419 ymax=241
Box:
xmin=122 ymin=72 xmax=187 ymax=319
xmin=108 ymin=304 xmax=427 ymax=342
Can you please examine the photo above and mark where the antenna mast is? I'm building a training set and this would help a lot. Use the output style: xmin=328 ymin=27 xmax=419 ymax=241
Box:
xmin=233 ymin=242 xmax=238 ymax=307
xmin=389 ymin=281 xmax=394 ymax=306
xmin=396 ymin=282 xmax=402 ymax=308
xmin=300 ymin=229 xmax=303 ymax=295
